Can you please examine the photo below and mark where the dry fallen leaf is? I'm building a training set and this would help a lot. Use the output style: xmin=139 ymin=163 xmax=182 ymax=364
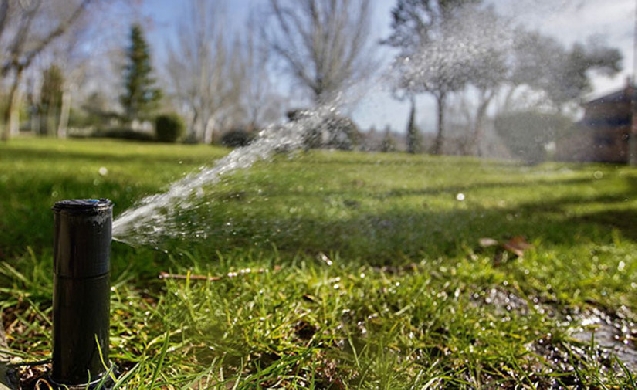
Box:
xmin=502 ymin=236 xmax=533 ymax=257
xmin=478 ymin=236 xmax=534 ymax=266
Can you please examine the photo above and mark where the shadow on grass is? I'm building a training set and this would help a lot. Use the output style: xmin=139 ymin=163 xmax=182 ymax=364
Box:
xmin=151 ymin=187 xmax=636 ymax=268
xmin=0 ymin=146 xmax=220 ymax=165
xmin=4 ymin=146 xmax=637 ymax=275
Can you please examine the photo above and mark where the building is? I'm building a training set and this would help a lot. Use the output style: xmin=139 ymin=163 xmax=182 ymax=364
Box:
xmin=557 ymin=79 xmax=633 ymax=163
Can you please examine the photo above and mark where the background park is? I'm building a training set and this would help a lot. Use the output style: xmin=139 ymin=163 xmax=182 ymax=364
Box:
xmin=2 ymin=0 xmax=637 ymax=388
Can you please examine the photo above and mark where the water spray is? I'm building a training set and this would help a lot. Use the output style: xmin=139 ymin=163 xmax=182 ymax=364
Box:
xmin=52 ymin=199 xmax=114 ymax=389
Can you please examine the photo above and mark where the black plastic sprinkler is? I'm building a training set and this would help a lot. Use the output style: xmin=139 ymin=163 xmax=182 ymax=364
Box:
xmin=52 ymin=199 xmax=114 ymax=389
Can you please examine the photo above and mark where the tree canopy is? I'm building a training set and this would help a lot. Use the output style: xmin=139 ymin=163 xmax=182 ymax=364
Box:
xmin=511 ymin=32 xmax=622 ymax=111
xmin=384 ymin=0 xmax=622 ymax=156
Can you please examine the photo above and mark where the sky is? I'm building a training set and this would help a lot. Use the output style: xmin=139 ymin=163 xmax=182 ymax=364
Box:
xmin=141 ymin=0 xmax=637 ymax=133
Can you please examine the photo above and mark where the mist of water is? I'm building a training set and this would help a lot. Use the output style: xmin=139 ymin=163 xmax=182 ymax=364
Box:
xmin=111 ymin=102 xmax=345 ymax=245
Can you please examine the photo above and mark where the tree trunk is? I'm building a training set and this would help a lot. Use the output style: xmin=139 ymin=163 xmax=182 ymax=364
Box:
xmin=472 ymin=93 xmax=493 ymax=157
xmin=186 ymin=108 xmax=199 ymax=143
xmin=432 ymin=92 xmax=446 ymax=155
xmin=1 ymin=70 xmax=24 ymax=141
xmin=57 ymin=87 xmax=71 ymax=138
xmin=47 ymin=110 xmax=58 ymax=136
xmin=31 ymin=109 xmax=40 ymax=135
xmin=8 ymin=90 xmax=21 ymax=138
xmin=406 ymin=96 xmax=416 ymax=154
xmin=203 ymin=116 xmax=215 ymax=144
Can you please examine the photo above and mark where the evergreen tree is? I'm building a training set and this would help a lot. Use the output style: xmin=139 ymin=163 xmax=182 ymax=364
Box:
xmin=406 ymin=97 xmax=423 ymax=154
xmin=120 ymin=23 xmax=162 ymax=122
xmin=40 ymin=64 xmax=65 ymax=136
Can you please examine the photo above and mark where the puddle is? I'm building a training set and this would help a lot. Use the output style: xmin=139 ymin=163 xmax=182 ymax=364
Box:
xmin=474 ymin=287 xmax=637 ymax=372
xmin=569 ymin=306 xmax=637 ymax=371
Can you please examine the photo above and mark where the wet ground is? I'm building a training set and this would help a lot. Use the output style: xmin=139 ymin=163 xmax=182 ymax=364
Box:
xmin=474 ymin=286 xmax=637 ymax=374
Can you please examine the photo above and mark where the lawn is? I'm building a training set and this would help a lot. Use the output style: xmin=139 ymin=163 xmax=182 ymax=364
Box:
xmin=1 ymin=138 xmax=637 ymax=388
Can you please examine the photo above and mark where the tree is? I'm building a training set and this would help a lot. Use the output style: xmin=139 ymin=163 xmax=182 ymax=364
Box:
xmin=380 ymin=125 xmax=397 ymax=152
xmin=120 ymin=23 xmax=161 ymax=122
xmin=383 ymin=0 xmax=484 ymax=155
xmin=0 ymin=0 xmax=96 ymax=141
xmin=48 ymin=8 xmax=101 ymax=138
xmin=165 ymin=0 xmax=234 ymax=143
xmin=383 ymin=0 xmax=481 ymax=48
xmin=165 ymin=0 xmax=285 ymax=143
xmin=239 ymin=14 xmax=286 ymax=130
xmin=405 ymin=97 xmax=423 ymax=153
xmin=39 ymin=63 xmax=65 ymax=136
xmin=527 ymin=34 xmax=619 ymax=112
xmin=506 ymin=32 xmax=622 ymax=114
xmin=261 ymin=0 xmax=377 ymax=105
xmin=456 ymin=6 xmax=511 ymax=156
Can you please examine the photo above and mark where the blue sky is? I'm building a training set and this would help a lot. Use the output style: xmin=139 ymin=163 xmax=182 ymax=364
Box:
xmin=140 ymin=0 xmax=636 ymax=133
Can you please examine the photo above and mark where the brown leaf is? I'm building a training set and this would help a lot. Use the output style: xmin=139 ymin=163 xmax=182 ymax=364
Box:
xmin=502 ymin=236 xmax=533 ymax=257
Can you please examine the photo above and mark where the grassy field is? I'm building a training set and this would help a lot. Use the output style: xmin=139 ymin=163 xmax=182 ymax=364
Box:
xmin=2 ymin=138 xmax=637 ymax=388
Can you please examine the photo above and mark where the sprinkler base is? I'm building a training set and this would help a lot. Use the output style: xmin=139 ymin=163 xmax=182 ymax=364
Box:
xmin=48 ymin=364 xmax=117 ymax=390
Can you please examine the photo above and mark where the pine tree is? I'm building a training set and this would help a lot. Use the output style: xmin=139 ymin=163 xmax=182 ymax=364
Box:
xmin=406 ymin=97 xmax=423 ymax=154
xmin=120 ymin=23 xmax=162 ymax=122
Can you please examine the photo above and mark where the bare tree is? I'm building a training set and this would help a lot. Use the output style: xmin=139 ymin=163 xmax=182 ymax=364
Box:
xmin=238 ymin=15 xmax=286 ymax=129
xmin=261 ymin=0 xmax=377 ymax=105
xmin=165 ymin=0 xmax=235 ymax=143
xmin=46 ymin=11 xmax=97 ymax=137
xmin=0 ymin=0 xmax=96 ymax=141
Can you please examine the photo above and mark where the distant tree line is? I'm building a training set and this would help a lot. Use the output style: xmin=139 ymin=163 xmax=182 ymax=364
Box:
xmin=0 ymin=0 xmax=624 ymax=162
xmin=383 ymin=0 xmax=622 ymax=157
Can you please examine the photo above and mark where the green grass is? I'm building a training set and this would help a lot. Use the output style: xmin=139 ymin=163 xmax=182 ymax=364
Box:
xmin=2 ymin=138 xmax=637 ymax=388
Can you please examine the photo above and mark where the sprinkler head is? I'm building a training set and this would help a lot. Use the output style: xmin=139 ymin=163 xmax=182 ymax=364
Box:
xmin=51 ymin=199 xmax=115 ymax=389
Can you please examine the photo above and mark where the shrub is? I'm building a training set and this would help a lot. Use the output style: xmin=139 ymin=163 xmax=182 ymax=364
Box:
xmin=154 ymin=113 xmax=185 ymax=143
xmin=288 ymin=109 xmax=361 ymax=151
xmin=494 ymin=110 xmax=571 ymax=164
xmin=221 ymin=128 xmax=255 ymax=148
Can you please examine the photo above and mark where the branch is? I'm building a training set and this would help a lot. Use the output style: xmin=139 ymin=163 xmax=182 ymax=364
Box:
xmin=0 ymin=0 xmax=10 ymax=43
xmin=2 ymin=0 xmax=94 ymax=77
